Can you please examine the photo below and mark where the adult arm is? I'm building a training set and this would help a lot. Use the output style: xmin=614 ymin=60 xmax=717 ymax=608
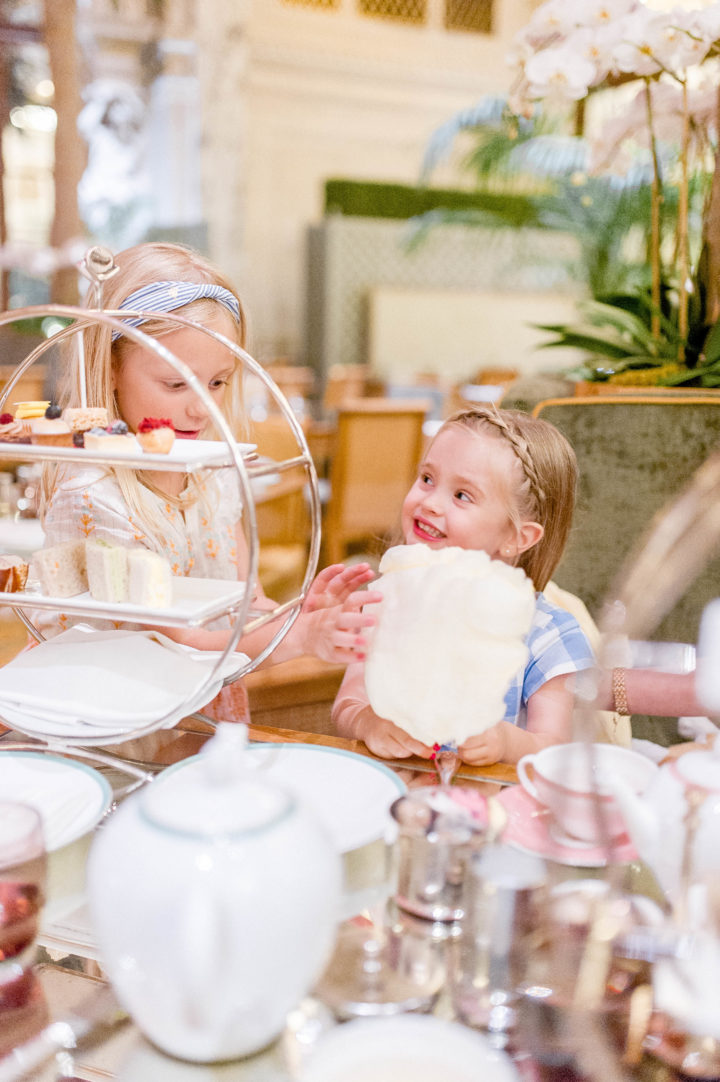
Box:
xmin=595 ymin=668 xmax=704 ymax=718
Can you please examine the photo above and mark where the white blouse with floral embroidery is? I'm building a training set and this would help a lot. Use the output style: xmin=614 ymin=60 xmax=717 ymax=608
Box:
xmin=36 ymin=465 xmax=243 ymax=636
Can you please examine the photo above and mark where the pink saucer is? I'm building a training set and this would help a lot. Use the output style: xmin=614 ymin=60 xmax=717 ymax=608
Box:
xmin=497 ymin=784 xmax=638 ymax=867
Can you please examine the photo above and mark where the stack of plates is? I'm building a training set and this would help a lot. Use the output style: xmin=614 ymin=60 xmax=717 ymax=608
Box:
xmin=0 ymin=627 xmax=246 ymax=744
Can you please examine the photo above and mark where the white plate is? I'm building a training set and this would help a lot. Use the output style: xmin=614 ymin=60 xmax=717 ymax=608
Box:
xmin=0 ymin=750 xmax=112 ymax=851
xmin=303 ymin=1015 xmax=519 ymax=1082
xmin=1 ymin=576 xmax=247 ymax=628
xmin=170 ymin=744 xmax=406 ymax=855
xmin=0 ymin=439 xmax=256 ymax=472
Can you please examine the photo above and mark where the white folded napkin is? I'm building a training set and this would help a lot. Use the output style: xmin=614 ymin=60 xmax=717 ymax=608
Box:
xmin=0 ymin=627 xmax=249 ymax=727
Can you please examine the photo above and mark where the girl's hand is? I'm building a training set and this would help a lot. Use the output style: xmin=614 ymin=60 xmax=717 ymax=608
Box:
xmin=458 ymin=721 xmax=509 ymax=766
xmin=298 ymin=588 xmax=382 ymax=664
xmin=354 ymin=708 xmax=433 ymax=759
xmin=302 ymin=563 xmax=375 ymax=612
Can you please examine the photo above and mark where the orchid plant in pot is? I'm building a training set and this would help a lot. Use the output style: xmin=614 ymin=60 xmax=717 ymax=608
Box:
xmin=509 ymin=0 xmax=720 ymax=388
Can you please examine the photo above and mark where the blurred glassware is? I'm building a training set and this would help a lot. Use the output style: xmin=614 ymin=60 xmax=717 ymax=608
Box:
xmin=390 ymin=787 xmax=487 ymax=922
xmin=450 ymin=844 xmax=546 ymax=1043
xmin=0 ymin=801 xmax=48 ymax=1057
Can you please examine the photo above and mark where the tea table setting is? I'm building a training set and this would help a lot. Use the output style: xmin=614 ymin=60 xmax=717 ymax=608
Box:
xmin=3 ymin=550 xmax=720 ymax=1082
xmin=3 ymin=703 xmax=715 ymax=1082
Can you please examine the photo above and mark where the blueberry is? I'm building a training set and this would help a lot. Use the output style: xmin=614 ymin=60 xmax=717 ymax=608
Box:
xmin=108 ymin=420 xmax=128 ymax=435
xmin=73 ymin=431 xmax=85 ymax=447
xmin=45 ymin=404 xmax=62 ymax=419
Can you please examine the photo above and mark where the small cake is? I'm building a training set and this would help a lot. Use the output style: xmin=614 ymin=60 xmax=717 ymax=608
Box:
xmin=83 ymin=421 xmax=140 ymax=455
xmin=86 ymin=538 xmax=129 ymax=603
xmin=29 ymin=404 xmax=73 ymax=447
xmin=13 ymin=401 xmax=50 ymax=420
xmin=32 ymin=540 xmax=88 ymax=597
xmin=0 ymin=554 xmax=29 ymax=593
xmin=136 ymin=418 xmax=175 ymax=454
xmin=62 ymin=406 xmax=108 ymax=433
xmin=0 ymin=413 xmax=31 ymax=443
xmin=127 ymin=548 xmax=172 ymax=607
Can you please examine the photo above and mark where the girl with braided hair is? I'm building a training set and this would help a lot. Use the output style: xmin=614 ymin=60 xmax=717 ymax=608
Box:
xmin=332 ymin=406 xmax=595 ymax=765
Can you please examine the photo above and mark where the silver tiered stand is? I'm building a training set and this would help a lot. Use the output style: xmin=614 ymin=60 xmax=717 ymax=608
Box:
xmin=0 ymin=246 xmax=322 ymax=760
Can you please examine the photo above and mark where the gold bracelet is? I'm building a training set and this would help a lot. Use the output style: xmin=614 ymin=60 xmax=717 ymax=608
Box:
xmin=612 ymin=667 xmax=630 ymax=716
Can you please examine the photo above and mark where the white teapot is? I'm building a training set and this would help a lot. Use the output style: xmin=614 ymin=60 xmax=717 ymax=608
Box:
xmin=87 ymin=725 xmax=341 ymax=1063
xmin=606 ymin=746 xmax=720 ymax=910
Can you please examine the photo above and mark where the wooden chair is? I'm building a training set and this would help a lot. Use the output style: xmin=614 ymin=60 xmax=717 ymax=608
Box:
xmin=248 ymin=415 xmax=310 ymax=600
xmin=532 ymin=395 xmax=720 ymax=741
xmin=322 ymin=398 xmax=431 ymax=565
xmin=322 ymin=364 xmax=385 ymax=413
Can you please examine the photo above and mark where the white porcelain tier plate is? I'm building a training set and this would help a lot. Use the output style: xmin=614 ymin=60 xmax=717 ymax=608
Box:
xmin=0 ymin=439 xmax=256 ymax=472
xmin=0 ymin=575 xmax=247 ymax=628
xmin=0 ymin=749 xmax=112 ymax=851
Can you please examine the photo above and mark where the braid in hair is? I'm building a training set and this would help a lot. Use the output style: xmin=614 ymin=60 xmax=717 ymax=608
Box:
xmin=475 ymin=405 xmax=546 ymax=512
xmin=441 ymin=405 xmax=578 ymax=590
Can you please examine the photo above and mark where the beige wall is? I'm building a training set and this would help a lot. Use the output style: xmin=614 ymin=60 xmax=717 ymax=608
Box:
xmin=197 ymin=0 xmax=536 ymax=362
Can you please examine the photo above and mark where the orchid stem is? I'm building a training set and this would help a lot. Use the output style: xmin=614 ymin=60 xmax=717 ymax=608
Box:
xmin=645 ymin=79 xmax=662 ymax=343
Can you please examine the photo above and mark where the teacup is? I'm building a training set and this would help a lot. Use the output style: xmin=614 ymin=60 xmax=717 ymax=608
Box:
xmin=516 ymin=743 xmax=657 ymax=844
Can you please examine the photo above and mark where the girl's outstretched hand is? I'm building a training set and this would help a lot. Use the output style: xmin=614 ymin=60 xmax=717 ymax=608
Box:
xmin=302 ymin=562 xmax=375 ymax=612
xmin=298 ymin=585 xmax=382 ymax=665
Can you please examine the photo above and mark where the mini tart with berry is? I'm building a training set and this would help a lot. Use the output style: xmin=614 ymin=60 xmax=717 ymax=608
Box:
xmin=136 ymin=418 xmax=175 ymax=454
xmin=83 ymin=420 xmax=140 ymax=454
xmin=0 ymin=412 xmax=31 ymax=443
xmin=29 ymin=404 xmax=73 ymax=446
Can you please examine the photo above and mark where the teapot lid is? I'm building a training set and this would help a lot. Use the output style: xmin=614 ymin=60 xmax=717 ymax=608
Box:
xmin=141 ymin=724 xmax=294 ymax=837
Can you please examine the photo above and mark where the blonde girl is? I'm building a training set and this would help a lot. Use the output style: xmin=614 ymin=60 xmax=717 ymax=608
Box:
xmin=332 ymin=406 xmax=595 ymax=765
xmin=38 ymin=242 xmax=374 ymax=719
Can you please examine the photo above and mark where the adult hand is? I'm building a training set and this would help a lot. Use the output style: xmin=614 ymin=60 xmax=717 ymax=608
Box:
xmin=302 ymin=563 xmax=375 ymax=612
xmin=458 ymin=721 xmax=509 ymax=766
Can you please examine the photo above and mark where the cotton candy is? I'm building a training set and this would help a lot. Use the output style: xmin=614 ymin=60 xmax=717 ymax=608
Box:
xmin=364 ymin=545 xmax=536 ymax=745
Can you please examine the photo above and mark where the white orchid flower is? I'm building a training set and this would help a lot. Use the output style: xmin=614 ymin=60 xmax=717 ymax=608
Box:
xmin=575 ymin=0 xmax=641 ymax=30
xmin=689 ymin=6 xmax=720 ymax=46
xmin=565 ymin=24 xmax=626 ymax=85
xmin=523 ymin=0 xmax=580 ymax=48
xmin=612 ymin=9 xmax=673 ymax=76
xmin=525 ymin=46 xmax=597 ymax=101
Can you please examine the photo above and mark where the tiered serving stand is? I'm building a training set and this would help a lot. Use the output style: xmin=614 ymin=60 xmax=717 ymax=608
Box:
xmin=0 ymin=246 xmax=322 ymax=751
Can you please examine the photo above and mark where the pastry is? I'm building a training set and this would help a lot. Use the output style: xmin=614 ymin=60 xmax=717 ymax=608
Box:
xmin=86 ymin=538 xmax=129 ymax=603
xmin=13 ymin=401 xmax=50 ymax=420
xmin=0 ymin=554 xmax=29 ymax=593
xmin=127 ymin=548 xmax=172 ymax=607
xmin=62 ymin=406 xmax=108 ymax=433
xmin=29 ymin=404 xmax=73 ymax=447
xmin=363 ymin=544 xmax=537 ymax=746
xmin=0 ymin=413 xmax=31 ymax=443
xmin=136 ymin=418 xmax=175 ymax=454
xmin=32 ymin=540 xmax=88 ymax=597
xmin=83 ymin=421 xmax=140 ymax=455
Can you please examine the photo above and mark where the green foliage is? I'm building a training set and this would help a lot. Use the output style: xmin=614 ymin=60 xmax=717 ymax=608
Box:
xmin=537 ymin=286 xmax=720 ymax=386
xmin=322 ymin=178 xmax=557 ymax=227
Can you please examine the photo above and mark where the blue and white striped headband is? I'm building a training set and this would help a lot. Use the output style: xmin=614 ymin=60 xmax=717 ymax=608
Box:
xmin=110 ymin=280 xmax=241 ymax=341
